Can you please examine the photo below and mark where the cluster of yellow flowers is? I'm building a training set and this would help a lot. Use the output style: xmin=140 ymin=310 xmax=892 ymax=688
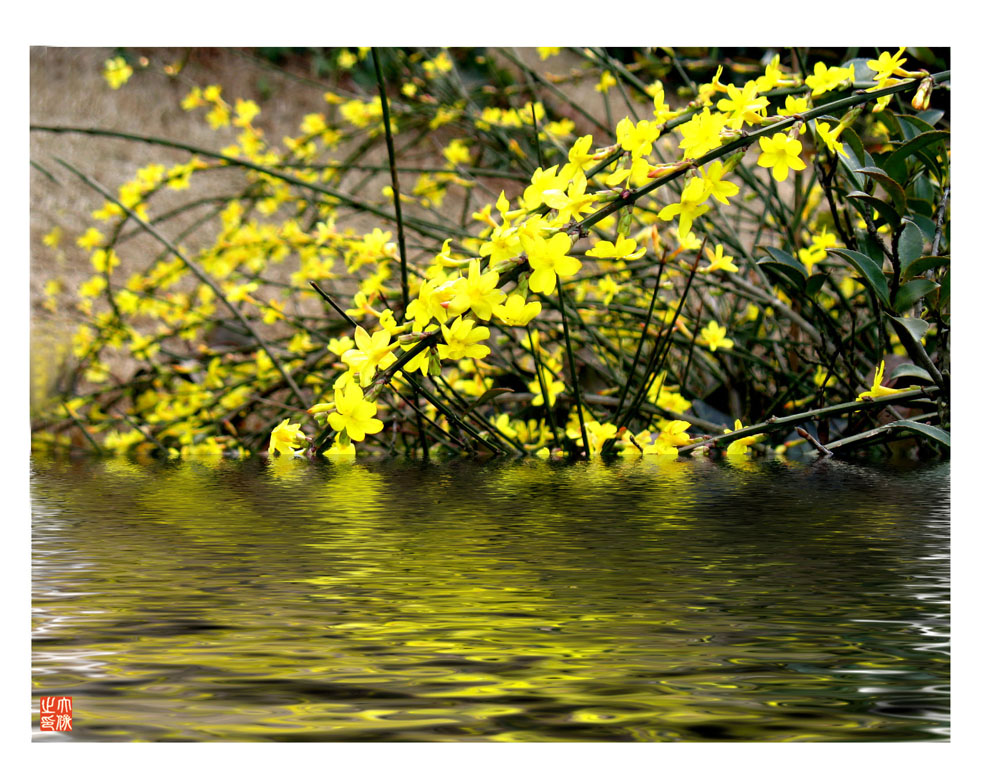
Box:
xmin=33 ymin=47 xmax=946 ymax=461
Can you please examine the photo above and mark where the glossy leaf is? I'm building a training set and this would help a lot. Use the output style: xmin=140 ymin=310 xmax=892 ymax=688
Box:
xmin=805 ymin=272 xmax=828 ymax=298
xmin=889 ymin=363 xmax=933 ymax=383
xmin=836 ymin=143 xmax=865 ymax=190
xmin=891 ymin=420 xmax=950 ymax=448
xmin=847 ymin=191 xmax=900 ymax=230
xmin=910 ymin=213 xmax=938 ymax=242
xmin=856 ymin=166 xmax=907 ymax=212
xmin=873 ymin=111 xmax=902 ymax=140
xmin=917 ymin=108 xmax=945 ymax=126
xmin=897 ymin=219 xmax=925 ymax=274
xmin=884 ymin=130 xmax=949 ymax=184
xmin=889 ymin=314 xmax=930 ymax=344
xmin=828 ymin=248 xmax=890 ymax=307
xmin=903 ymin=255 xmax=950 ymax=282
xmin=840 ymin=126 xmax=866 ymax=168
xmin=893 ymin=279 xmax=938 ymax=313
xmin=895 ymin=113 xmax=936 ymax=140
xmin=757 ymin=246 xmax=807 ymax=293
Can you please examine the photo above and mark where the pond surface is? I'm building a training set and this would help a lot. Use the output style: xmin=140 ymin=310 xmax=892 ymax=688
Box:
xmin=31 ymin=454 xmax=949 ymax=742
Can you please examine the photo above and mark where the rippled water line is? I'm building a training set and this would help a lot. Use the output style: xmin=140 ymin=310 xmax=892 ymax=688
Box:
xmin=32 ymin=455 xmax=949 ymax=742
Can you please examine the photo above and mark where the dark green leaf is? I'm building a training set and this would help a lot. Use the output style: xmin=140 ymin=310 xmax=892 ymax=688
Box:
xmin=897 ymin=219 xmax=924 ymax=274
xmin=910 ymin=213 xmax=938 ymax=242
xmin=829 ymin=248 xmax=890 ymax=307
xmin=837 ymin=143 xmax=865 ymax=190
xmin=917 ymin=108 xmax=945 ymax=126
xmin=859 ymin=231 xmax=887 ymax=266
xmin=914 ymin=149 xmax=944 ymax=184
xmin=890 ymin=420 xmax=950 ymax=447
xmin=907 ymin=198 xmax=934 ymax=218
xmin=911 ymin=170 xmax=936 ymax=201
xmin=469 ymin=387 xmax=513 ymax=410
xmin=873 ymin=111 xmax=902 ymax=141
xmin=757 ymin=246 xmax=807 ymax=293
xmin=889 ymin=363 xmax=933 ymax=383
xmin=893 ymin=279 xmax=938 ymax=313
xmin=938 ymin=270 xmax=950 ymax=308
xmin=884 ymin=130 xmax=949 ymax=184
xmin=903 ymin=255 xmax=950 ymax=281
xmin=889 ymin=314 xmax=930 ymax=344
xmin=840 ymin=126 xmax=866 ymax=167
xmin=895 ymin=113 xmax=936 ymax=140
xmin=847 ymin=190 xmax=900 ymax=230
xmin=805 ymin=272 xmax=828 ymax=298
xmin=856 ymin=166 xmax=907 ymax=212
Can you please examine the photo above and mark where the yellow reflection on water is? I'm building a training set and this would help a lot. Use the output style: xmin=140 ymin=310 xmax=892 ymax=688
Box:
xmin=31 ymin=455 xmax=949 ymax=741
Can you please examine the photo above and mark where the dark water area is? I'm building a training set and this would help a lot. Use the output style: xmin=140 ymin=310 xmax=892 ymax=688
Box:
xmin=31 ymin=454 xmax=949 ymax=742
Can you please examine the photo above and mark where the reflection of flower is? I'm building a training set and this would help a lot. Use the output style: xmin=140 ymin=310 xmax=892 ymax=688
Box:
xmin=724 ymin=419 xmax=764 ymax=456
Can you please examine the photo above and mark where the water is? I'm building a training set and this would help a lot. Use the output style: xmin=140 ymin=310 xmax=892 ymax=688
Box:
xmin=31 ymin=454 xmax=949 ymax=742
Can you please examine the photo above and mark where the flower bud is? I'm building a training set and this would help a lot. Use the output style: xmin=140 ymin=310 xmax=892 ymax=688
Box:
xmin=722 ymin=150 xmax=747 ymax=175
xmin=428 ymin=349 xmax=442 ymax=377
xmin=911 ymin=78 xmax=933 ymax=111
xmin=839 ymin=105 xmax=864 ymax=130
xmin=617 ymin=207 xmax=633 ymax=236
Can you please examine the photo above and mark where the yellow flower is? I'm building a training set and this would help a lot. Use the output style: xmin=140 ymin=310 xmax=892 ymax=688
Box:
xmin=657 ymin=177 xmax=711 ymax=240
xmin=443 ymin=139 xmax=471 ymax=167
xmin=757 ymin=132 xmax=806 ymax=182
xmin=495 ymin=294 xmax=541 ymax=326
xmin=867 ymin=48 xmax=908 ymax=83
xmin=700 ymin=320 xmax=734 ymax=352
xmin=448 ymin=260 xmax=506 ymax=322
xmin=856 ymin=360 xmax=914 ymax=401
xmin=537 ymin=47 xmax=561 ymax=61
xmin=103 ymin=56 xmax=133 ymax=90
xmin=700 ymin=161 xmax=740 ymax=205
xmin=716 ymin=82 xmax=769 ymax=131
xmin=702 ymin=244 xmax=738 ymax=273
xmin=777 ymin=94 xmax=810 ymax=117
xmin=595 ymin=71 xmax=617 ymax=93
xmin=438 ymin=316 xmax=491 ymax=361
xmin=724 ymin=419 xmax=763 ymax=456
xmin=76 ymin=227 xmax=104 ymax=250
xmin=658 ymin=419 xmax=692 ymax=447
xmin=677 ymin=108 xmax=727 ymax=160
xmin=327 ymin=383 xmax=384 ymax=443
xmin=343 ymin=325 xmax=399 ymax=386
xmin=522 ymin=165 xmax=572 ymax=211
xmin=585 ymin=234 xmax=646 ymax=261
xmin=268 ymin=418 xmax=306 ymax=456
xmin=43 ymin=227 xmax=62 ymax=248
xmin=523 ymin=232 xmax=581 ymax=295
xmin=816 ymin=121 xmax=847 ymax=157
xmin=805 ymin=61 xmax=855 ymax=97
xmin=616 ymin=116 xmax=660 ymax=163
